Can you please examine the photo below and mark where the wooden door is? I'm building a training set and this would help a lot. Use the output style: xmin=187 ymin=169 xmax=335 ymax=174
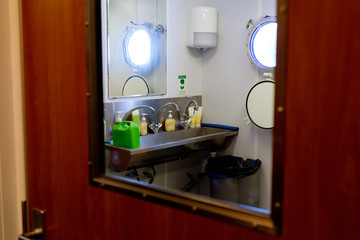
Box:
xmin=22 ymin=0 xmax=360 ymax=240
xmin=22 ymin=1 xmax=218 ymax=239
xmin=22 ymin=0 xmax=89 ymax=238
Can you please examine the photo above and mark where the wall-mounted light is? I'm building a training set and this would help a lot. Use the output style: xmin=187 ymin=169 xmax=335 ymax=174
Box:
xmin=187 ymin=6 xmax=218 ymax=51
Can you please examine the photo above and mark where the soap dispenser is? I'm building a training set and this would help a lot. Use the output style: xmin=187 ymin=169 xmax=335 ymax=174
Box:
xmin=115 ymin=111 xmax=124 ymax=123
xmin=165 ymin=110 xmax=175 ymax=132
xmin=140 ymin=113 xmax=148 ymax=136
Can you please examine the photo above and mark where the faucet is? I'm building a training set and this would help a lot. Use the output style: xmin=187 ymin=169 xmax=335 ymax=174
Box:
xmin=123 ymin=105 xmax=155 ymax=123
xmin=150 ymin=102 xmax=180 ymax=133
xmin=180 ymin=96 xmax=199 ymax=129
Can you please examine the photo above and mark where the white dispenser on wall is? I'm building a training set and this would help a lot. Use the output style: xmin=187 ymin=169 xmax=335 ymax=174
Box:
xmin=187 ymin=6 xmax=218 ymax=50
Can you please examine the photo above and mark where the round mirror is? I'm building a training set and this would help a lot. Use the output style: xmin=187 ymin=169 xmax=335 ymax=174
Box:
xmin=247 ymin=17 xmax=277 ymax=69
xmin=246 ymin=81 xmax=275 ymax=129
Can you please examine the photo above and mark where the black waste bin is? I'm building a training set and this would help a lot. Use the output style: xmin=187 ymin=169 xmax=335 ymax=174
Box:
xmin=206 ymin=155 xmax=261 ymax=202
xmin=206 ymin=155 xmax=261 ymax=179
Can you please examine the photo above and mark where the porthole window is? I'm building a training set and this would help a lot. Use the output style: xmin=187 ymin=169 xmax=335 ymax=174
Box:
xmin=123 ymin=27 xmax=152 ymax=67
xmin=127 ymin=29 xmax=151 ymax=65
xmin=123 ymin=23 xmax=164 ymax=75
xmin=247 ymin=17 xmax=277 ymax=69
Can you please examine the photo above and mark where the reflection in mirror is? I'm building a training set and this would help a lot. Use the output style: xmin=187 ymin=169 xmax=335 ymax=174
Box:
xmin=87 ymin=0 xmax=286 ymax=234
xmin=103 ymin=0 xmax=167 ymax=98
xmin=122 ymin=75 xmax=150 ymax=96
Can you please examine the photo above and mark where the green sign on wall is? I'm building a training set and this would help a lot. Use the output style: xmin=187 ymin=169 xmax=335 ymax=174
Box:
xmin=178 ymin=75 xmax=186 ymax=95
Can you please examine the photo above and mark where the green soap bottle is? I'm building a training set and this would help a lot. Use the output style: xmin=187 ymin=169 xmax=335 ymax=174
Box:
xmin=112 ymin=121 xmax=140 ymax=149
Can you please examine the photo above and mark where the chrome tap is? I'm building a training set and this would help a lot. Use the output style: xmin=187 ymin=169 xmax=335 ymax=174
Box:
xmin=150 ymin=102 xmax=180 ymax=133
xmin=180 ymin=96 xmax=199 ymax=129
xmin=123 ymin=105 xmax=155 ymax=122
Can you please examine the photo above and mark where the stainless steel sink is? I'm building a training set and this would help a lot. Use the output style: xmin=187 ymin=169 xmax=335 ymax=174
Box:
xmin=105 ymin=126 xmax=238 ymax=171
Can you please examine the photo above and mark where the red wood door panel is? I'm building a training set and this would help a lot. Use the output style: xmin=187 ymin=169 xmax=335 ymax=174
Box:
xmin=22 ymin=0 xmax=360 ymax=239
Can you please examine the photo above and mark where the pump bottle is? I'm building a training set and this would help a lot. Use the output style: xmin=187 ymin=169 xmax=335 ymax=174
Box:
xmin=165 ymin=110 xmax=176 ymax=132
xmin=115 ymin=111 xmax=124 ymax=123
xmin=140 ymin=113 xmax=148 ymax=136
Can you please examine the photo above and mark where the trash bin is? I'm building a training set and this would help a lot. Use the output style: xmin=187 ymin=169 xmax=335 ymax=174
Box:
xmin=206 ymin=155 xmax=261 ymax=203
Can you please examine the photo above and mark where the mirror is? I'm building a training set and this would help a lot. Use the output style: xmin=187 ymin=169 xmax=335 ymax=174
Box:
xmin=246 ymin=81 xmax=275 ymax=129
xmin=85 ymin=0 xmax=287 ymax=235
xmin=103 ymin=0 xmax=167 ymax=99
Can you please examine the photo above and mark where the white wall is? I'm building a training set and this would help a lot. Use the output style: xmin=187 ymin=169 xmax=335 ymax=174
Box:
xmin=201 ymin=0 xmax=276 ymax=209
xmin=0 ymin=0 xmax=27 ymax=239
xmin=139 ymin=0 xmax=276 ymax=209
xmin=166 ymin=0 xmax=204 ymax=97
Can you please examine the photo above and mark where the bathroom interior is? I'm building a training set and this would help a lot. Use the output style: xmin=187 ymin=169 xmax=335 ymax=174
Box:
xmin=101 ymin=0 xmax=276 ymax=211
